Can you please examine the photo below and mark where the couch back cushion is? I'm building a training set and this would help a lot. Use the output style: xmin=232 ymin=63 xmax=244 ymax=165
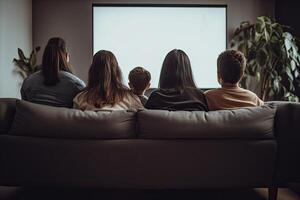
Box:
xmin=137 ymin=105 xmax=276 ymax=139
xmin=9 ymin=100 xmax=136 ymax=139
xmin=0 ymin=98 xmax=17 ymax=134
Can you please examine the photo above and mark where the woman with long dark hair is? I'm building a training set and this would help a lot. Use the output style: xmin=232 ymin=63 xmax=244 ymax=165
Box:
xmin=73 ymin=50 xmax=143 ymax=110
xmin=145 ymin=49 xmax=208 ymax=111
xmin=21 ymin=37 xmax=85 ymax=107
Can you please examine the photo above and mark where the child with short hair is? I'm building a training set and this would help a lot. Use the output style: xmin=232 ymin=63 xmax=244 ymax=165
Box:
xmin=128 ymin=67 xmax=151 ymax=105
xmin=205 ymin=50 xmax=264 ymax=111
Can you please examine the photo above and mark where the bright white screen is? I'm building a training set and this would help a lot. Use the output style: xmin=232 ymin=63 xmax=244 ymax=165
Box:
xmin=93 ymin=6 xmax=226 ymax=88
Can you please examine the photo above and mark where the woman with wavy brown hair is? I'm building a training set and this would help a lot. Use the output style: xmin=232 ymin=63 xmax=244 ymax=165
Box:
xmin=73 ymin=50 xmax=143 ymax=110
xmin=21 ymin=37 xmax=85 ymax=107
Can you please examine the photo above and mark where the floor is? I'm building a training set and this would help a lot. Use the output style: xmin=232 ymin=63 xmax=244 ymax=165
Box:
xmin=0 ymin=187 xmax=300 ymax=200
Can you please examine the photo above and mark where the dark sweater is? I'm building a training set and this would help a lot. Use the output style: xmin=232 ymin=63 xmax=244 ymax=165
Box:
xmin=145 ymin=88 xmax=208 ymax=111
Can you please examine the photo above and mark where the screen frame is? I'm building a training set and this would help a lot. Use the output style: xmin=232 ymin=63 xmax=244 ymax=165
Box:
xmin=92 ymin=4 xmax=228 ymax=90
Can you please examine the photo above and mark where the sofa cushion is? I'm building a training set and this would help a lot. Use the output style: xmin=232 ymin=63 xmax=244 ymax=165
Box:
xmin=9 ymin=100 xmax=136 ymax=139
xmin=137 ymin=105 xmax=276 ymax=139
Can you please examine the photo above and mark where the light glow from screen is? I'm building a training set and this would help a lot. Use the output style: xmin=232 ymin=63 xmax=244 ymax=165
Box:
xmin=93 ymin=6 xmax=226 ymax=88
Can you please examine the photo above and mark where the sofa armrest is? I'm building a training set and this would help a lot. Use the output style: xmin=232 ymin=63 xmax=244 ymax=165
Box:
xmin=271 ymin=101 xmax=300 ymax=184
xmin=0 ymin=98 xmax=17 ymax=134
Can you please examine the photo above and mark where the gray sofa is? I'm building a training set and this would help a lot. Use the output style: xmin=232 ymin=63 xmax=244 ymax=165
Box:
xmin=0 ymin=98 xmax=299 ymax=200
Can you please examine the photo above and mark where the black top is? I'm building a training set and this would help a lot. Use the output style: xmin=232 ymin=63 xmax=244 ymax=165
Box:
xmin=145 ymin=88 xmax=208 ymax=111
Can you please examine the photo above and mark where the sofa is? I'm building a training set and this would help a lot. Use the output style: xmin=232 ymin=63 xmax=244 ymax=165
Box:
xmin=0 ymin=98 xmax=299 ymax=199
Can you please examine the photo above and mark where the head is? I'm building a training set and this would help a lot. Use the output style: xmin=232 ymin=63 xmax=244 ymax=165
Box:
xmin=159 ymin=49 xmax=197 ymax=90
xmin=42 ymin=37 xmax=72 ymax=86
xmin=217 ymin=50 xmax=246 ymax=86
xmin=83 ymin=50 xmax=128 ymax=107
xmin=128 ymin=67 xmax=151 ymax=95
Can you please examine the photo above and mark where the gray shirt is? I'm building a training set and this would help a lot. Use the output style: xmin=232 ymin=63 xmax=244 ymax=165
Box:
xmin=21 ymin=70 xmax=86 ymax=108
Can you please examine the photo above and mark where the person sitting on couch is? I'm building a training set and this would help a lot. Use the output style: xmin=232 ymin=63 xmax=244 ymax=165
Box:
xmin=21 ymin=37 xmax=86 ymax=108
xmin=73 ymin=50 xmax=143 ymax=111
xmin=145 ymin=49 xmax=208 ymax=111
xmin=205 ymin=50 xmax=264 ymax=111
xmin=128 ymin=66 xmax=151 ymax=106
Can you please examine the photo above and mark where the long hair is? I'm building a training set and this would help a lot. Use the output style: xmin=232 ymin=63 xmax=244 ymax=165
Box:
xmin=159 ymin=49 xmax=197 ymax=91
xmin=81 ymin=50 xmax=129 ymax=107
xmin=42 ymin=37 xmax=73 ymax=86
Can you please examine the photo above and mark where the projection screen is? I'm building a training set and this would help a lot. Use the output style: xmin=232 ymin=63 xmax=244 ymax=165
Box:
xmin=93 ymin=5 xmax=227 ymax=88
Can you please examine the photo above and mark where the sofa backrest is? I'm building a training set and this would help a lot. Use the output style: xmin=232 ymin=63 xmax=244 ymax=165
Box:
xmin=1 ymin=99 xmax=278 ymax=140
xmin=137 ymin=105 xmax=276 ymax=139
xmin=9 ymin=100 xmax=137 ymax=139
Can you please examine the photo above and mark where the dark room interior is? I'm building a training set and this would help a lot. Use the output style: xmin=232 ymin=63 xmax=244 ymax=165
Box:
xmin=1 ymin=0 xmax=300 ymax=200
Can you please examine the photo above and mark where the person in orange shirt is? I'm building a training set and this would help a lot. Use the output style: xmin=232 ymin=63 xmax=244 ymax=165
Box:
xmin=205 ymin=50 xmax=263 ymax=111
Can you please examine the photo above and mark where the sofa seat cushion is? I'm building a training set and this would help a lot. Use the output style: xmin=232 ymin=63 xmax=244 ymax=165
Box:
xmin=9 ymin=100 xmax=136 ymax=139
xmin=138 ymin=105 xmax=275 ymax=139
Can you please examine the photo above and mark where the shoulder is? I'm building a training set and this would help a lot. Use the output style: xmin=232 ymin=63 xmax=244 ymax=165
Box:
xmin=123 ymin=91 xmax=144 ymax=109
xmin=147 ymin=89 xmax=166 ymax=101
xmin=145 ymin=92 xmax=160 ymax=109
xmin=204 ymin=88 xmax=222 ymax=98
xmin=240 ymin=88 xmax=264 ymax=105
xmin=23 ymin=70 xmax=42 ymax=82
xmin=240 ymin=88 xmax=260 ymax=98
xmin=204 ymin=88 xmax=222 ymax=95
xmin=148 ymin=89 xmax=160 ymax=97
xmin=22 ymin=71 xmax=43 ymax=88
xmin=189 ymin=87 xmax=206 ymax=97
xmin=59 ymin=71 xmax=86 ymax=86
xmin=73 ymin=91 xmax=88 ymax=109
xmin=59 ymin=71 xmax=82 ymax=82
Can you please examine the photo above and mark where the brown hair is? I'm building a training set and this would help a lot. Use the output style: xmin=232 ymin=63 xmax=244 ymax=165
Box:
xmin=42 ymin=37 xmax=73 ymax=86
xmin=217 ymin=50 xmax=246 ymax=84
xmin=128 ymin=67 xmax=151 ymax=94
xmin=80 ymin=50 xmax=131 ymax=108
xmin=159 ymin=49 xmax=197 ymax=90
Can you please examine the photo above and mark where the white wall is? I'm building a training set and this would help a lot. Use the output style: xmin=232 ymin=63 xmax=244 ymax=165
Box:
xmin=0 ymin=0 xmax=32 ymax=98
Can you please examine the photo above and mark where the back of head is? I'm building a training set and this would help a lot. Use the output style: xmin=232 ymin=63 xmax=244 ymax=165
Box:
xmin=84 ymin=50 xmax=128 ymax=107
xmin=217 ymin=50 xmax=246 ymax=85
xmin=42 ymin=37 xmax=72 ymax=86
xmin=128 ymin=67 xmax=151 ymax=94
xmin=159 ymin=49 xmax=197 ymax=90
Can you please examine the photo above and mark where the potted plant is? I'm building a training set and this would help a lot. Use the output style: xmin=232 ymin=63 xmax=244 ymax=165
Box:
xmin=231 ymin=16 xmax=300 ymax=101
xmin=13 ymin=47 xmax=41 ymax=80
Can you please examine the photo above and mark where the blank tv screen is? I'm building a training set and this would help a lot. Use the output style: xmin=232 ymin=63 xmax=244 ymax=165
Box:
xmin=93 ymin=5 xmax=226 ymax=88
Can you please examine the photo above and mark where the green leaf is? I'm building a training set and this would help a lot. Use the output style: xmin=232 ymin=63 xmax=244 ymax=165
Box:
xmin=17 ymin=48 xmax=27 ymax=61
xmin=294 ymin=70 xmax=299 ymax=78
xmin=284 ymin=37 xmax=292 ymax=51
xmin=289 ymin=78 xmax=295 ymax=91
xmin=283 ymin=32 xmax=293 ymax=40
xmin=291 ymin=60 xmax=296 ymax=71
xmin=29 ymin=51 xmax=37 ymax=70
xmin=13 ymin=59 xmax=28 ymax=72
xmin=256 ymin=49 xmax=268 ymax=67
xmin=286 ymin=67 xmax=294 ymax=80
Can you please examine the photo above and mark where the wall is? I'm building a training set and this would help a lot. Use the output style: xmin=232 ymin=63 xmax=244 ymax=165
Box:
xmin=32 ymin=0 xmax=275 ymax=82
xmin=0 ymin=0 xmax=32 ymax=98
